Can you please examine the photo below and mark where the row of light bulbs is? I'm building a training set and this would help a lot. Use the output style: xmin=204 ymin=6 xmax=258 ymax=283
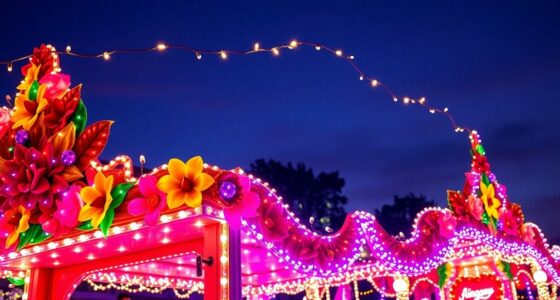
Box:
xmin=2 ymin=40 xmax=469 ymax=135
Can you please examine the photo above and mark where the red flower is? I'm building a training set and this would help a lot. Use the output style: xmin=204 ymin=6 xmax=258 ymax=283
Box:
xmin=257 ymin=199 xmax=289 ymax=241
xmin=472 ymin=154 xmax=490 ymax=173
xmin=21 ymin=45 xmax=59 ymax=80
xmin=43 ymin=85 xmax=80 ymax=133
xmin=0 ymin=144 xmax=68 ymax=212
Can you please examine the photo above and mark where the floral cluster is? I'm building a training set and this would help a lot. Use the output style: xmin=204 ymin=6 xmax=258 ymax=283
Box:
xmin=0 ymin=45 xmax=99 ymax=248
xmin=446 ymin=132 xmax=535 ymax=244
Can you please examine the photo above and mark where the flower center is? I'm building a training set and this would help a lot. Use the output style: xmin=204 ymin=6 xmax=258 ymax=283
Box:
xmin=90 ymin=195 xmax=106 ymax=209
xmin=264 ymin=218 xmax=274 ymax=229
xmin=180 ymin=178 xmax=193 ymax=191
xmin=147 ymin=194 xmax=159 ymax=208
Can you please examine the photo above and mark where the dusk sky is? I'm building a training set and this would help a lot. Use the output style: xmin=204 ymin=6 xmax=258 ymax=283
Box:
xmin=1 ymin=1 xmax=559 ymax=239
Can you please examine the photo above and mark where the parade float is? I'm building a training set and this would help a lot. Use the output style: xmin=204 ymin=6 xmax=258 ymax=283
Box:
xmin=0 ymin=44 xmax=558 ymax=300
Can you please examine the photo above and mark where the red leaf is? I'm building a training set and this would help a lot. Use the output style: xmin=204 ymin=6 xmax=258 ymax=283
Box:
xmin=447 ymin=190 xmax=468 ymax=216
xmin=73 ymin=120 xmax=113 ymax=171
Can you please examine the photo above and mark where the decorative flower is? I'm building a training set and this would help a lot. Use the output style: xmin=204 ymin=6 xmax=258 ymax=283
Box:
xmin=472 ymin=154 xmax=491 ymax=173
xmin=479 ymin=182 xmax=501 ymax=220
xmin=157 ymin=156 xmax=214 ymax=209
xmin=127 ymin=175 xmax=166 ymax=226
xmin=0 ymin=206 xmax=30 ymax=248
xmin=257 ymin=199 xmax=289 ymax=241
xmin=0 ymin=144 xmax=68 ymax=212
xmin=10 ymin=85 xmax=48 ymax=130
xmin=43 ymin=85 xmax=80 ymax=132
xmin=499 ymin=210 xmax=518 ymax=236
xmin=78 ymin=172 xmax=114 ymax=228
xmin=42 ymin=185 xmax=83 ymax=236
xmin=467 ymin=195 xmax=484 ymax=220
xmin=437 ymin=211 xmax=457 ymax=238
xmin=16 ymin=64 xmax=40 ymax=92
xmin=215 ymin=172 xmax=260 ymax=229
xmin=21 ymin=45 xmax=59 ymax=80
xmin=522 ymin=224 xmax=536 ymax=245
xmin=0 ymin=107 xmax=11 ymax=138
xmin=38 ymin=73 xmax=70 ymax=101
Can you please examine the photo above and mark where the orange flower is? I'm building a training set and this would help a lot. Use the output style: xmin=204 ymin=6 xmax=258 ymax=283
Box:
xmin=78 ymin=172 xmax=114 ymax=228
xmin=0 ymin=206 xmax=31 ymax=248
xmin=11 ymin=84 xmax=48 ymax=130
xmin=16 ymin=64 xmax=40 ymax=92
xmin=157 ymin=156 xmax=215 ymax=209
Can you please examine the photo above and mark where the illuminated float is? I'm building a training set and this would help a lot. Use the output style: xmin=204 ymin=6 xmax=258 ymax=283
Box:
xmin=0 ymin=45 xmax=558 ymax=300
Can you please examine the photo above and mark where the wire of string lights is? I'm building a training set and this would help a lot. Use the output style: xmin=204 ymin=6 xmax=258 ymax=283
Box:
xmin=1 ymin=41 xmax=469 ymax=135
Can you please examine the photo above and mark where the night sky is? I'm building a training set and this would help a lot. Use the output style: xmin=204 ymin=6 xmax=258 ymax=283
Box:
xmin=1 ymin=1 xmax=559 ymax=239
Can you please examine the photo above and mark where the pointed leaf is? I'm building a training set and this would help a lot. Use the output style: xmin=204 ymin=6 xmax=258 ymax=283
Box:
xmin=72 ymin=100 xmax=87 ymax=135
xmin=28 ymin=81 xmax=40 ymax=101
xmin=61 ymin=166 xmax=83 ymax=182
xmin=49 ymin=122 xmax=76 ymax=157
xmin=476 ymin=144 xmax=486 ymax=156
xmin=447 ymin=190 xmax=467 ymax=216
xmin=73 ymin=120 xmax=113 ymax=171
xmin=99 ymin=209 xmax=115 ymax=237
xmin=7 ymin=277 xmax=25 ymax=286
xmin=110 ymin=182 xmax=135 ymax=210
xmin=78 ymin=221 xmax=94 ymax=230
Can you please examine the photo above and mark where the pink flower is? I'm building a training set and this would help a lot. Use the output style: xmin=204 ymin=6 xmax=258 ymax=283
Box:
xmin=522 ymin=225 xmax=536 ymax=245
xmin=437 ymin=211 xmax=457 ymax=238
xmin=467 ymin=195 xmax=484 ymax=220
xmin=42 ymin=185 xmax=83 ymax=236
xmin=257 ymin=200 xmax=289 ymax=241
xmin=0 ymin=107 xmax=10 ymax=138
xmin=127 ymin=175 xmax=166 ymax=226
xmin=38 ymin=73 xmax=70 ymax=101
xmin=499 ymin=210 xmax=518 ymax=236
xmin=217 ymin=173 xmax=260 ymax=229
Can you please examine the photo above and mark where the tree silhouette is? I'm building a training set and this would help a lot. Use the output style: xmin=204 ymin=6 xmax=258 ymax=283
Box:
xmin=374 ymin=193 xmax=436 ymax=238
xmin=249 ymin=159 xmax=348 ymax=233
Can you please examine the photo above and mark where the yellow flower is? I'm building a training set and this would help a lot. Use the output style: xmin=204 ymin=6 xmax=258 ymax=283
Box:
xmin=16 ymin=64 xmax=40 ymax=92
xmin=79 ymin=172 xmax=114 ymax=228
xmin=480 ymin=182 xmax=501 ymax=219
xmin=157 ymin=156 xmax=215 ymax=209
xmin=10 ymin=84 xmax=48 ymax=130
xmin=5 ymin=206 xmax=31 ymax=248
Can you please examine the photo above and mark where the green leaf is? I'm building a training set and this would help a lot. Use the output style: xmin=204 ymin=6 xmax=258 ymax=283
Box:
xmin=110 ymin=182 xmax=134 ymax=210
xmin=28 ymin=81 xmax=40 ymax=101
xmin=437 ymin=263 xmax=448 ymax=288
xmin=17 ymin=224 xmax=50 ymax=250
xmin=476 ymin=144 xmax=486 ymax=156
xmin=7 ymin=277 xmax=25 ymax=286
xmin=481 ymin=212 xmax=490 ymax=225
xmin=98 ymin=182 xmax=134 ymax=237
xmin=481 ymin=173 xmax=490 ymax=186
xmin=72 ymin=100 xmax=88 ymax=135
xmin=99 ymin=209 xmax=115 ymax=237
xmin=78 ymin=221 xmax=94 ymax=230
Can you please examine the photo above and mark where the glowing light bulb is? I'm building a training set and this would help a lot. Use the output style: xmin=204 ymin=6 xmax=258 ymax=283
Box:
xmin=156 ymin=43 xmax=167 ymax=51
xmin=66 ymin=46 xmax=72 ymax=53
xmin=290 ymin=40 xmax=298 ymax=48
xmin=7 ymin=62 xmax=12 ymax=72
xmin=103 ymin=52 xmax=110 ymax=60
xmin=196 ymin=52 xmax=202 ymax=60
xmin=371 ymin=79 xmax=379 ymax=87
xmin=254 ymin=43 xmax=260 ymax=51
xmin=335 ymin=50 xmax=343 ymax=56
xmin=272 ymin=48 xmax=279 ymax=56
xmin=220 ymin=51 xmax=227 ymax=60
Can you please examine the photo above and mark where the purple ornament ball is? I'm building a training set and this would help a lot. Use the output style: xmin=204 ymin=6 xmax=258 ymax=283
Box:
xmin=61 ymin=150 xmax=77 ymax=166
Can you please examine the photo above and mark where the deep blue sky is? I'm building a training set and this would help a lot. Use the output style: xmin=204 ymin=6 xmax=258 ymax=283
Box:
xmin=1 ymin=1 xmax=559 ymax=238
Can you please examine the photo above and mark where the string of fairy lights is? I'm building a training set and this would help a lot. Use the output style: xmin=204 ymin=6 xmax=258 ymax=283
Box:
xmin=0 ymin=41 xmax=469 ymax=135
